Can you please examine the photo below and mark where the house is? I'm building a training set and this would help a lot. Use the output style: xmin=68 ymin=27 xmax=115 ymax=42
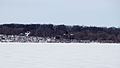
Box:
xmin=19 ymin=31 xmax=31 ymax=37
xmin=25 ymin=31 xmax=31 ymax=36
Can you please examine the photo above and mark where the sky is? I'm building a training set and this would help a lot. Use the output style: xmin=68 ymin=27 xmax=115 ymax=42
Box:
xmin=0 ymin=0 xmax=120 ymax=27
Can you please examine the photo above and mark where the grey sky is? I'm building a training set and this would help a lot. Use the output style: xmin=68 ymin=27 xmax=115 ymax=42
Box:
xmin=0 ymin=0 xmax=120 ymax=27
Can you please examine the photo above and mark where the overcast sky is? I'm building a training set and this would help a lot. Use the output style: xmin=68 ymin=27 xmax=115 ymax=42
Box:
xmin=0 ymin=0 xmax=120 ymax=27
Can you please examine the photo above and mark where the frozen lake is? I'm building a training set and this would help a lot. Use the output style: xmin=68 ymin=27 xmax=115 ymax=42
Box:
xmin=0 ymin=43 xmax=120 ymax=68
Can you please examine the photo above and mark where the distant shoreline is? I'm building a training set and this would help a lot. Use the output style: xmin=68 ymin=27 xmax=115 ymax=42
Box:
xmin=0 ymin=24 xmax=120 ymax=43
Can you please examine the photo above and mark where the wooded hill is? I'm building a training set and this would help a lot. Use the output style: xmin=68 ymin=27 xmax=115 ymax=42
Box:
xmin=0 ymin=24 xmax=120 ymax=43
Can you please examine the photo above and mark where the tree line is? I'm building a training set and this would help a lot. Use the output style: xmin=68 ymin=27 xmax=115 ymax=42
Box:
xmin=0 ymin=24 xmax=120 ymax=43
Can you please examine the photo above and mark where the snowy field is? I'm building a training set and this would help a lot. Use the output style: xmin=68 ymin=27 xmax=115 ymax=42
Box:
xmin=0 ymin=43 xmax=120 ymax=68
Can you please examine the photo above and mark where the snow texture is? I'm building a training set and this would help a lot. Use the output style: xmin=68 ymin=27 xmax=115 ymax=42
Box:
xmin=0 ymin=43 xmax=120 ymax=68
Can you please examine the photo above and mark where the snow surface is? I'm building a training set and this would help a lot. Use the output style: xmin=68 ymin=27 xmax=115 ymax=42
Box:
xmin=0 ymin=43 xmax=120 ymax=68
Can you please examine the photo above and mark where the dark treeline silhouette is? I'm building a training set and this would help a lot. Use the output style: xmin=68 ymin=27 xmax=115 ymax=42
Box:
xmin=0 ymin=24 xmax=120 ymax=43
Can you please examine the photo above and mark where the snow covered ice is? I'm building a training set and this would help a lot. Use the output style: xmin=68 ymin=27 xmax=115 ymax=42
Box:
xmin=0 ymin=43 xmax=120 ymax=68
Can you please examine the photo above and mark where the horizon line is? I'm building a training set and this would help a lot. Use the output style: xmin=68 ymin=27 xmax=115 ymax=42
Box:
xmin=0 ymin=22 xmax=119 ymax=28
